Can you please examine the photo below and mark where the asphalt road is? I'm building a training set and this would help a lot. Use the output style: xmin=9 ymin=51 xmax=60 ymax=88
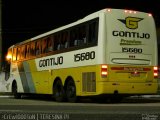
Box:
xmin=0 ymin=95 xmax=160 ymax=120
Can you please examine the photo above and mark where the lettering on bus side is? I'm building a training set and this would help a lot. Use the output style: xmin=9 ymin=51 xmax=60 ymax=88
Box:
xmin=122 ymin=47 xmax=143 ymax=53
xmin=39 ymin=56 xmax=63 ymax=67
xmin=74 ymin=51 xmax=95 ymax=62
xmin=112 ymin=30 xmax=150 ymax=39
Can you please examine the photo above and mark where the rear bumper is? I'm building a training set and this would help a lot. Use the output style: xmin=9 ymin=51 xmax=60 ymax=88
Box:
xmin=97 ymin=82 xmax=158 ymax=95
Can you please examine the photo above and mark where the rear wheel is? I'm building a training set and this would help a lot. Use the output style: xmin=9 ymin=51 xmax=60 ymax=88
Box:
xmin=12 ymin=82 xmax=21 ymax=99
xmin=66 ymin=80 xmax=77 ymax=102
xmin=53 ymin=80 xmax=65 ymax=102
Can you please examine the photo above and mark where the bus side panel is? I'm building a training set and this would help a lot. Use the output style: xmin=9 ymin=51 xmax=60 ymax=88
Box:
xmin=43 ymin=65 xmax=100 ymax=96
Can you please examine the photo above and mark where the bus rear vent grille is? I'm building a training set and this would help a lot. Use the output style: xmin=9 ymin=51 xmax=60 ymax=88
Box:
xmin=82 ymin=72 xmax=96 ymax=92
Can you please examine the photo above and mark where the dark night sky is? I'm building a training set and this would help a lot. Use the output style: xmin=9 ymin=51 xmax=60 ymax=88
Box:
xmin=1 ymin=0 xmax=160 ymax=57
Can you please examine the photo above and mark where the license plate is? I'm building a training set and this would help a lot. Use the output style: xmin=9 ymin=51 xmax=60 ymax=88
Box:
xmin=131 ymin=72 xmax=140 ymax=77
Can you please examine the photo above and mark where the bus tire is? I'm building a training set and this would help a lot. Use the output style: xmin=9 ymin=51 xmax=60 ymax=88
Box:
xmin=12 ymin=81 xmax=21 ymax=99
xmin=53 ymin=80 xmax=65 ymax=102
xmin=66 ymin=79 xmax=77 ymax=102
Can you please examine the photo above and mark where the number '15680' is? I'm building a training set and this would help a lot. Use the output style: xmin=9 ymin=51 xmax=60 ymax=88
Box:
xmin=74 ymin=51 xmax=95 ymax=62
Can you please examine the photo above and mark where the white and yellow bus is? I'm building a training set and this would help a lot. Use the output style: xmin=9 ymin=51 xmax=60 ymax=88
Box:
xmin=5 ymin=8 xmax=158 ymax=102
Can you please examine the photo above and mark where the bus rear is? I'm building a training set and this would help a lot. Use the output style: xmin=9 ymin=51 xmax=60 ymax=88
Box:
xmin=102 ymin=9 xmax=158 ymax=95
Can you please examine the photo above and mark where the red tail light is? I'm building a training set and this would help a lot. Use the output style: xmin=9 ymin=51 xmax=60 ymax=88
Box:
xmin=153 ymin=66 xmax=158 ymax=78
xmin=101 ymin=64 xmax=108 ymax=77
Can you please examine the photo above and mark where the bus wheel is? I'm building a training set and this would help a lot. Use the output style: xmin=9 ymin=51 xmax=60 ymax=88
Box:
xmin=53 ymin=80 xmax=65 ymax=102
xmin=12 ymin=82 xmax=21 ymax=99
xmin=66 ymin=80 xmax=77 ymax=102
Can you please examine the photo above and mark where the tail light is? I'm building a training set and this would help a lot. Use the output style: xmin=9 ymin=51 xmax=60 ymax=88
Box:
xmin=153 ymin=66 xmax=158 ymax=78
xmin=101 ymin=64 xmax=108 ymax=77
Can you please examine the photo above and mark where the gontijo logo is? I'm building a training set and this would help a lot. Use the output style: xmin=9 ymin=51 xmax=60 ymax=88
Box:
xmin=118 ymin=17 xmax=143 ymax=29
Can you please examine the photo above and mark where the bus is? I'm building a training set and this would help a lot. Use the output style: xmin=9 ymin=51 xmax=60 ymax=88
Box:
xmin=5 ymin=8 xmax=158 ymax=102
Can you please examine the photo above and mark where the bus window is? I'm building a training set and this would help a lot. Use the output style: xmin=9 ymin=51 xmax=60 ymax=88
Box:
xmin=54 ymin=33 xmax=63 ymax=50
xmin=65 ymin=31 xmax=70 ymax=48
xmin=71 ymin=27 xmax=87 ymax=46
xmin=57 ymin=33 xmax=64 ymax=50
xmin=79 ymin=25 xmax=87 ymax=45
xmin=42 ymin=38 xmax=48 ymax=54
xmin=70 ymin=29 xmax=79 ymax=47
xmin=47 ymin=36 xmax=53 ymax=52
xmin=30 ymin=42 xmax=35 ymax=57
xmin=53 ymin=35 xmax=58 ymax=51
xmin=70 ymin=30 xmax=75 ymax=47
xmin=25 ymin=44 xmax=30 ymax=59
xmin=88 ymin=21 xmax=98 ymax=44
xmin=62 ymin=31 xmax=69 ymax=49
xmin=74 ymin=28 xmax=81 ymax=46
xmin=20 ymin=45 xmax=25 ymax=60
xmin=16 ymin=47 xmax=21 ymax=61
xmin=12 ymin=47 xmax=17 ymax=61
xmin=35 ymin=40 xmax=41 ymax=56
